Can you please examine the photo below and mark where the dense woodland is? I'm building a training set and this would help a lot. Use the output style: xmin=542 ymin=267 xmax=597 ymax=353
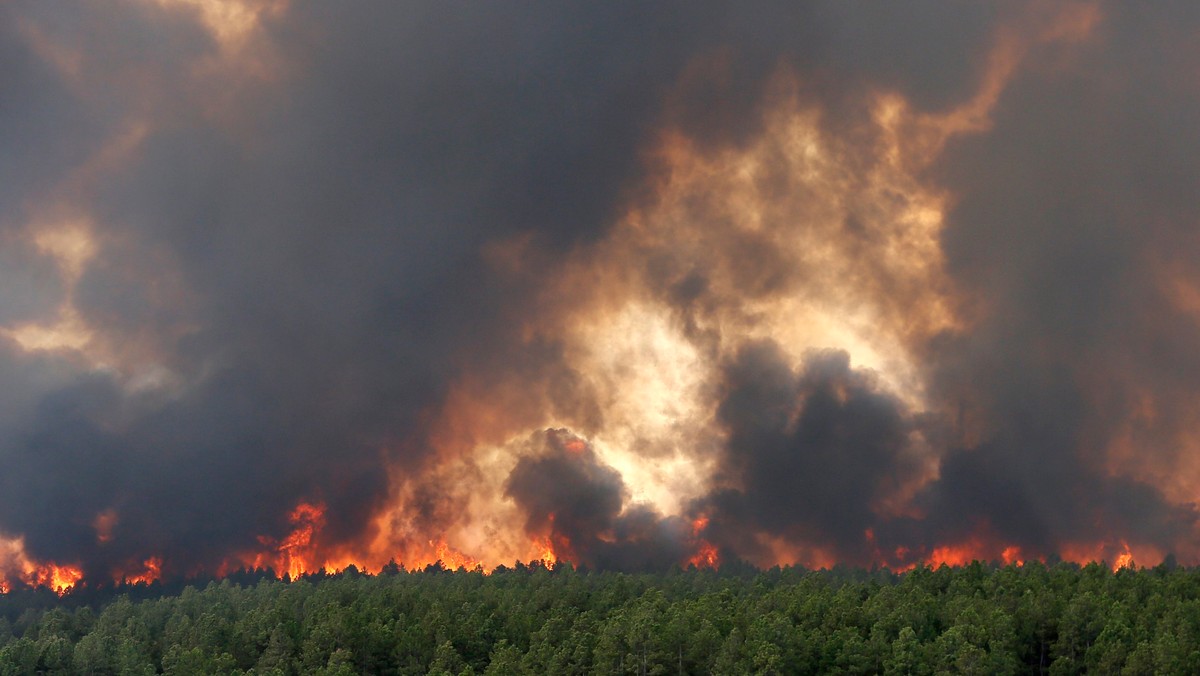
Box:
xmin=1 ymin=559 xmax=1199 ymax=675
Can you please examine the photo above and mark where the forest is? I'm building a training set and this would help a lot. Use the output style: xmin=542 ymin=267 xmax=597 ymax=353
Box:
xmin=1 ymin=559 xmax=1198 ymax=675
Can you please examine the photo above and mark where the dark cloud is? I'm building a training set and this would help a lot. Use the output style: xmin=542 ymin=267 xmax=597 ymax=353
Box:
xmin=0 ymin=240 xmax=63 ymax=326
xmin=903 ymin=0 xmax=1200 ymax=561
xmin=505 ymin=429 xmax=689 ymax=571
xmin=697 ymin=343 xmax=925 ymax=565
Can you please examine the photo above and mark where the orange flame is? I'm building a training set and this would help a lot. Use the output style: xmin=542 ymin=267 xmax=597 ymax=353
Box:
xmin=687 ymin=515 xmax=720 ymax=569
xmin=122 ymin=557 xmax=163 ymax=585
xmin=1113 ymin=542 xmax=1135 ymax=572
xmin=1 ymin=535 xmax=83 ymax=595
xmin=222 ymin=501 xmax=492 ymax=578
xmin=275 ymin=501 xmax=324 ymax=578
xmin=429 ymin=539 xmax=480 ymax=571
xmin=926 ymin=541 xmax=983 ymax=568
xmin=532 ymin=536 xmax=557 ymax=566
xmin=27 ymin=563 xmax=84 ymax=594
xmin=688 ymin=541 xmax=720 ymax=569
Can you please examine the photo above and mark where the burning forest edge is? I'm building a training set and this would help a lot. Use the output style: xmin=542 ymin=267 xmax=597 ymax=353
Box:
xmin=0 ymin=427 xmax=1161 ymax=596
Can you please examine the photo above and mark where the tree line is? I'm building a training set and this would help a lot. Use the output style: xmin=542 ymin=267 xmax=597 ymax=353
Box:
xmin=1 ymin=558 xmax=1198 ymax=674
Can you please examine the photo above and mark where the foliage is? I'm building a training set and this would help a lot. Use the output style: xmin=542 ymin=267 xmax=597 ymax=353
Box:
xmin=0 ymin=560 xmax=1198 ymax=674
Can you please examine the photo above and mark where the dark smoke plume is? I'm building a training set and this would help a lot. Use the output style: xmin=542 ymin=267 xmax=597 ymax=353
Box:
xmin=505 ymin=429 xmax=690 ymax=572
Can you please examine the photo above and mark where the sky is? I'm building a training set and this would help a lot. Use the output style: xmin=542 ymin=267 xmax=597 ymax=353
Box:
xmin=3 ymin=0 xmax=1200 ymax=587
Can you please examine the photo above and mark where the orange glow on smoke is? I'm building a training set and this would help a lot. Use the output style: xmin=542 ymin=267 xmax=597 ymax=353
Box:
xmin=1001 ymin=546 xmax=1024 ymax=566
xmin=93 ymin=509 xmax=118 ymax=544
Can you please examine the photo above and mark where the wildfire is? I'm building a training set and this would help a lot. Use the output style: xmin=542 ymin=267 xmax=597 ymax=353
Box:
xmin=884 ymin=533 xmax=1026 ymax=572
xmin=1113 ymin=542 xmax=1135 ymax=572
xmin=688 ymin=515 xmax=720 ymax=569
xmin=429 ymin=539 xmax=480 ymax=571
xmin=275 ymin=502 xmax=324 ymax=578
xmin=225 ymin=501 xmax=490 ymax=578
xmin=0 ymin=535 xmax=83 ymax=595
xmin=532 ymin=536 xmax=557 ymax=566
xmin=27 ymin=563 xmax=84 ymax=594
xmin=122 ymin=557 xmax=163 ymax=585
xmin=926 ymin=541 xmax=984 ymax=568
xmin=689 ymin=541 xmax=719 ymax=569
xmin=1001 ymin=546 xmax=1024 ymax=566
xmin=219 ymin=501 xmax=345 ymax=579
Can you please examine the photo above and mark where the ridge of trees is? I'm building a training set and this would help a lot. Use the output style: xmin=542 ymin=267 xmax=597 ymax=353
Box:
xmin=1 ymin=558 xmax=1197 ymax=674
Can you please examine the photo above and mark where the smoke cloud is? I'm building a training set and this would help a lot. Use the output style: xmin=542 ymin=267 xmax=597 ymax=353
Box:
xmin=1 ymin=0 xmax=1199 ymax=583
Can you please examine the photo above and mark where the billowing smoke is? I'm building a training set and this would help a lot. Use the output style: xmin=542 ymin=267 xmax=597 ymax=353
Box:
xmin=2 ymin=0 xmax=1200 ymax=585
xmin=700 ymin=343 xmax=928 ymax=567
xmin=505 ymin=429 xmax=690 ymax=571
